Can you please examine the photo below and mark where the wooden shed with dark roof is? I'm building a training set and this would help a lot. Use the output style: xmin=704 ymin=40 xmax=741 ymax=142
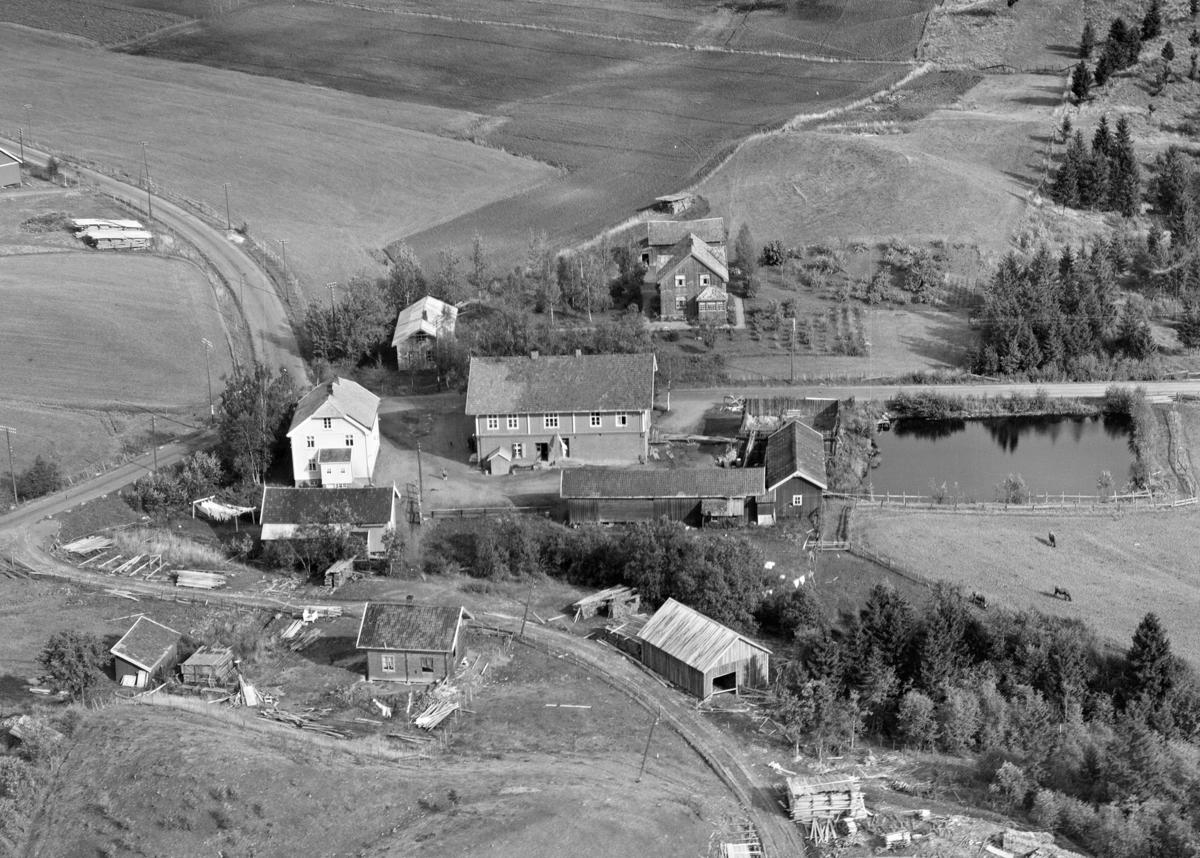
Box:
xmin=356 ymin=602 xmax=472 ymax=683
xmin=561 ymin=466 xmax=767 ymax=526
xmin=636 ymin=598 xmax=770 ymax=698
xmin=761 ymin=420 xmax=828 ymax=523
xmin=110 ymin=617 xmax=181 ymax=688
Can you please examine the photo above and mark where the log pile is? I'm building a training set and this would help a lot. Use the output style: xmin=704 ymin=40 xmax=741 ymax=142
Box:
xmin=175 ymin=570 xmax=227 ymax=589
xmin=258 ymin=708 xmax=349 ymax=739
xmin=413 ymin=700 xmax=458 ymax=730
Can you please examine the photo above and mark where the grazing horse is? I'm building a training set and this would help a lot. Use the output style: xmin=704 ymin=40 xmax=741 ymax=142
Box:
xmin=1048 ymin=531 xmax=1057 ymax=548
xmin=1053 ymin=586 xmax=1072 ymax=601
xmin=969 ymin=592 xmax=988 ymax=609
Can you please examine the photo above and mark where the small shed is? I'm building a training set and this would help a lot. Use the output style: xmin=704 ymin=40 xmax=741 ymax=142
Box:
xmin=654 ymin=192 xmax=695 ymax=214
xmin=355 ymin=602 xmax=472 ymax=683
xmin=0 ymin=146 xmax=22 ymax=188
xmin=571 ymin=585 xmax=640 ymax=621
xmin=110 ymin=617 xmax=181 ymax=688
xmin=482 ymin=445 xmax=512 ymax=476
xmin=84 ymin=228 xmax=153 ymax=250
xmin=636 ymin=598 xmax=770 ymax=698
xmin=180 ymin=646 xmax=236 ymax=688
xmin=786 ymin=776 xmax=867 ymax=843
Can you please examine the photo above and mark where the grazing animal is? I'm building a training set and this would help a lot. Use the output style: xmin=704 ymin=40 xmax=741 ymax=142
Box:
xmin=1053 ymin=586 xmax=1072 ymax=601
xmin=1048 ymin=531 xmax=1057 ymax=548
xmin=969 ymin=592 xmax=988 ymax=610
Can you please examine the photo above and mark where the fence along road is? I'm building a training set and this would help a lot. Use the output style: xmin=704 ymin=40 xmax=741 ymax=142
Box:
xmin=0 ymin=136 xmax=307 ymax=381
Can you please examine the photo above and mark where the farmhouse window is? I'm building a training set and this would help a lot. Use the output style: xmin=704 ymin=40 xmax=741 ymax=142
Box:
xmin=420 ymin=657 xmax=435 ymax=673
xmin=512 ymin=443 xmax=524 ymax=459
xmin=589 ymin=412 xmax=602 ymax=427
xmin=544 ymin=414 xmax=560 ymax=429
xmin=306 ymin=436 xmax=315 ymax=448
xmin=675 ymin=295 xmax=686 ymax=310
xmin=506 ymin=415 xmax=519 ymax=430
xmin=381 ymin=655 xmax=396 ymax=672
xmin=674 ymin=274 xmax=686 ymax=288
xmin=308 ymin=459 xmax=318 ymax=472
xmin=345 ymin=435 xmax=354 ymax=447
xmin=792 ymin=495 xmax=804 ymax=506
xmin=700 ymin=274 xmax=710 ymax=287
xmin=486 ymin=414 xmax=500 ymax=430
xmin=322 ymin=418 xmax=332 ymax=430
xmin=616 ymin=413 xmax=629 ymax=427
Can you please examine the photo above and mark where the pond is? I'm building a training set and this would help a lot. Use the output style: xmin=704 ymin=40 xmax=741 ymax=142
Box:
xmin=868 ymin=414 xmax=1134 ymax=501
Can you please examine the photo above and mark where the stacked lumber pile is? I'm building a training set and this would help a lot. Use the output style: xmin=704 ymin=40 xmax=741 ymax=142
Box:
xmin=785 ymin=775 xmax=867 ymax=824
xmin=258 ymin=708 xmax=349 ymax=739
xmin=413 ymin=699 xmax=458 ymax=730
xmin=61 ymin=535 xmax=114 ymax=555
xmin=287 ymin=627 xmax=322 ymax=652
xmin=175 ymin=570 xmax=226 ymax=589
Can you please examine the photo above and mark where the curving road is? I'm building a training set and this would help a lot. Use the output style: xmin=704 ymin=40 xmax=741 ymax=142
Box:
xmin=1 ymin=137 xmax=307 ymax=381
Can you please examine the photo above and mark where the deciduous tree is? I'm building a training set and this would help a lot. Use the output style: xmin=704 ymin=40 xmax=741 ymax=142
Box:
xmin=216 ymin=363 xmax=297 ymax=485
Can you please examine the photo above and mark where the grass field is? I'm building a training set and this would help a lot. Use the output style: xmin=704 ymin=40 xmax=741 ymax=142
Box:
xmin=117 ymin=0 xmax=913 ymax=273
xmin=0 ymin=25 xmax=558 ymax=300
xmin=0 ymin=0 xmax=186 ymax=45
xmin=854 ymin=505 xmax=1200 ymax=665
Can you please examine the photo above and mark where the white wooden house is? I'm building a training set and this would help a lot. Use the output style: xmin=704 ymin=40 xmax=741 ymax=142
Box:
xmin=286 ymin=377 xmax=380 ymax=487
xmin=392 ymin=295 xmax=458 ymax=370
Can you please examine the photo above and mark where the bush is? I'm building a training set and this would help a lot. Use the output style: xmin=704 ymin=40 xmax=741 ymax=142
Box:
xmin=39 ymin=630 xmax=108 ymax=700
xmin=759 ymin=240 xmax=786 ymax=267
xmin=995 ymin=473 xmax=1030 ymax=504
xmin=15 ymin=455 xmax=63 ymax=500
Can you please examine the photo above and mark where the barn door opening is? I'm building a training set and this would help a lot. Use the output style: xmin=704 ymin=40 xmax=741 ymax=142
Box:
xmin=712 ymin=672 xmax=737 ymax=694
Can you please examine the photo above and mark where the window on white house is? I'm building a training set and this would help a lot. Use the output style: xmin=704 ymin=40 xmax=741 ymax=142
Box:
xmin=381 ymin=654 xmax=395 ymax=672
xmin=507 ymin=415 xmax=519 ymax=430
xmin=512 ymin=443 xmax=524 ymax=459
xmin=792 ymin=495 xmax=804 ymax=506
xmin=322 ymin=418 xmax=332 ymax=430
xmin=590 ymin=412 xmax=602 ymax=427
xmin=306 ymin=435 xmax=315 ymax=448
xmin=486 ymin=414 xmax=500 ymax=430
xmin=420 ymin=657 xmax=435 ymax=673
xmin=345 ymin=435 xmax=354 ymax=446
xmin=700 ymin=274 xmax=710 ymax=287
xmin=544 ymin=414 xmax=560 ymax=429
xmin=308 ymin=459 xmax=318 ymax=472
xmin=616 ymin=413 xmax=629 ymax=427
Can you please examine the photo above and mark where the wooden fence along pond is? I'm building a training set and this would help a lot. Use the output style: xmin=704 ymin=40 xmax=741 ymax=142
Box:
xmin=821 ymin=490 xmax=1198 ymax=513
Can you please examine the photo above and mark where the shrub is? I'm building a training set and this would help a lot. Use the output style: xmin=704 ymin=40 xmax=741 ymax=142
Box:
xmin=15 ymin=455 xmax=63 ymax=500
xmin=759 ymin=240 xmax=786 ymax=267
xmin=39 ymin=631 xmax=108 ymax=700
xmin=897 ymin=689 xmax=936 ymax=749
xmin=995 ymin=473 xmax=1030 ymax=504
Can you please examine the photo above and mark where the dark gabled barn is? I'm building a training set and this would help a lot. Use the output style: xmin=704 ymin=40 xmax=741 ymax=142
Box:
xmin=560 ymin=466 xmax=766 ymax=526
xmin=636 ymin=599 xmax=770 ymax=698
xmin=110 ymin=617 xmax=181 ymax=689
xmin=760 ymin=420 xmax=828 ymax=524
xmin=355 ymin=602 xmax=471 ymax=683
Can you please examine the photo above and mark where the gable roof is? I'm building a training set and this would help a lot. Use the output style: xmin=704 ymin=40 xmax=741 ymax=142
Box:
xmin=764 ymin=420 xmax=827 ymax=491
xmin=696 ymin=284 xmax=728 ymax=303
xmin=0 ymin=146 xmax=22 ymax=166
xmin=646 ymin=217 xmax=725 ymax=247
xmin=259 ymin=486 xmax=398 ymax=526
xmin=637 ymin=598 xmax=769 ymax=672
xmin=392 ymin=295 xmax=458 ymax=347
xmin=655 ymin=234 xmax=729 ymax=285
xmin=288 ymin=377 xmax=380 ymax=435
xmin=465 ymin=353 xmax=656 ymax=415
xmin=316 ymin=447 xmax=353 ymax=463
xmin=561 ymin=467 xmax=765 ymax=499
xmin=356 ymin=603 xmax=471 ymax=652
xmin=110 ymin=617 xmax=181 ymax=673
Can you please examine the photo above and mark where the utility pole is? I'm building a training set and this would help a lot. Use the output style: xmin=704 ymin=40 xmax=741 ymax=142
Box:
xmin=278 ymin=239 xmax=289 ymax=281
xmin=415 ymin=441 xmax=425 ymax=524
xmin=23 ymin=104 xmax=32 ymax=148
xmin=2 ymin=425 xmax=17 ymax=504
xmin=17 ymin=128 xmax=23 ymax=164
xmin=636 ymin=709 xmax=661 ymax=783
xmin=327 ymin=282 xmax=338 ymax=337
xmin=239 ymin=273 xmax=245 ymax=305
xmin=519 ymin=578 xmax=535 ymax=637
xmin=790 ymin=317 xmax=796 ymax=384
xmin=202 ymin=338 xmax=215 ymax=423
xmin=222 ymin=182 xmax=232 ymax=231
xmin=581 ymin=256 xmax=592 ymax=323
xmin=140 ymin=141 xmax=152 ymax=219
xmin=150 ymin=415 xmax=158 ymax=474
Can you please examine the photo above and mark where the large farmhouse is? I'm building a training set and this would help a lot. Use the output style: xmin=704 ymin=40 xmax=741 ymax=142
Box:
xmin=392 ymin=295 xmax=457 ymax=370
xmin=286 ymin=377 xmax=380 ymax=487
xmin=636 ymin=598 xmax=770 ymax=698
xmin=356 ymin=602 xmax=471 ymax=683
xmin=259 ymin=485 xmax=399 ymax=556
xmin=639 ymin=218 xmax=729 ymax=322
xmin=465 ymin=352 xmax=656 ymax=467
xmin=561 ymin=466 xmax=767 ymax=526
xmin=0 ymin=146 xmax=22 ymax=188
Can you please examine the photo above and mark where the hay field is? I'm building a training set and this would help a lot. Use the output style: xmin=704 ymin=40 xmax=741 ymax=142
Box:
xmin=698 ymin=73 xmax=1046 ymax=257
xmin=125 ymin=1 xmax=912 ymax=270
xmin=0 ymin=0 xmax=186 ymax=45
xmin=0 ymin=25 xmax=558 ymax=299
xmin=854 ymin=507 xmax=1200 ymax=666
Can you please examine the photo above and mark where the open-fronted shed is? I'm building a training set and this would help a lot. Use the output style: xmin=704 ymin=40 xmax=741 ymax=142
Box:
xmin=110 ymin=616 xmax=181 ymax=688
xmin=636 ymin=598 xmax=769 ymax=698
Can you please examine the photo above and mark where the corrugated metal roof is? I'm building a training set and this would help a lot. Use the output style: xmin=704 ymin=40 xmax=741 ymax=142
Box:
xmin=465 ymin=353 xmax=655 ymax=415
xmin=355 ymin=602 xmax=469 ymax=651
xmin=637 ymin=598 xmax=769 ymax=672
xmin=259 ymin=485 xmax=397 ymax=526
xmin=110 ymin=616 xmax=180 ymax=673
xmin=560 ymin=467 xmax=765 ymax=499
xmin=287 ymin=377 xmax=380 ymax=435
xmin=764 ymin=420 xmax=827 ymax=491
xmin=391 ymin=295 xmax=458 ymax=347
xmin=646 ymin=217 xmax=725 ymax=247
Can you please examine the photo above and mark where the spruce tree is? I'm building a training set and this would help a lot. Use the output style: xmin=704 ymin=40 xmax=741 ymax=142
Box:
xmin=1163 ymin=40 xmax=1176 ymax=62
xmin=1080 ymin=21 xmax=1096 ymax=57
xmin=1052 ymin=132 xmax=1085 ymax=208
xmin=1092 ymin=114 xmax=1112 ymax=155
xmin=1142 ymin=0 xmax=1163 ymax=40
xmin=1084 ymin=149 xmax=1111 ymax=209
xmin=1094 ymin=50 xmax=1111 ymax=86
xmin=1127 ymin=612 xmax=1174 ymax=709
xmin=1070 ymin=60 xmax=1093 ymax=101
xmin=1192 ymin=28 xmax=1200 ymax=46
xmin=1109 ymin=116 xmax=1141 ymax=216
xmin=1193 ymin=0 xmax=1199 ymax=18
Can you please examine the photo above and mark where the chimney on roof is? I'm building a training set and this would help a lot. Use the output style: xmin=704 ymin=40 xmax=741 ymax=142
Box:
xmin=530 ymin=350 xmax=539 ymax=359
xmin=327 ymin=380 xmax=336 ymax=396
